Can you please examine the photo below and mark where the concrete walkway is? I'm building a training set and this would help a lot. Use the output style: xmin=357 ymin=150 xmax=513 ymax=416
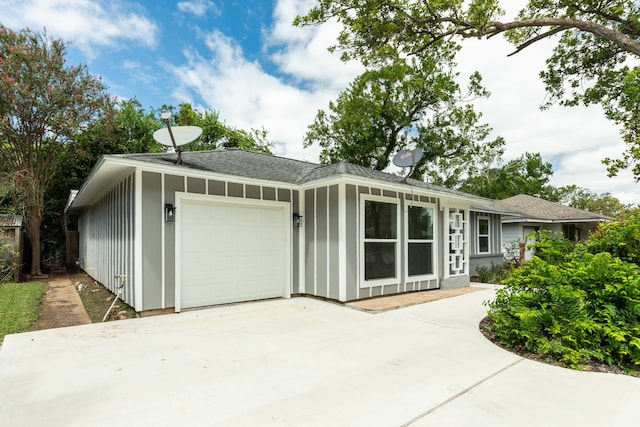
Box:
xmin=1 ymin=288 xmax=638 ymax=426
xmin=30 ymin=274 xmax=91 ymax=330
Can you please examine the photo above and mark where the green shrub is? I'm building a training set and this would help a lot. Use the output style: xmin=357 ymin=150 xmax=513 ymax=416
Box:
xmin=475 ymin=262 xmax=515 ymax=284
xmin=486 ymin=235 xmax=640 ymax=369
xmin=587 ymin=211 xmax=640 ymax=265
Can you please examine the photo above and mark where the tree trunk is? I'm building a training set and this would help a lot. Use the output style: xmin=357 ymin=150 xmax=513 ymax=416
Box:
xmin=27 ymin=212 xmax=43 ymax=276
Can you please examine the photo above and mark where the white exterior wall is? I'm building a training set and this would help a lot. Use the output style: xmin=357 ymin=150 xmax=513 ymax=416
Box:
xmin=78 ymin=173 xmax=136 ymax=307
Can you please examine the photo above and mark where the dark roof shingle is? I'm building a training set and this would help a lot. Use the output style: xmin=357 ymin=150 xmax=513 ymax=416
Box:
xmin=495 ymin=194 xmax=610 ymax=221
xmin=118 ymin=149 xmax=497 ymax=204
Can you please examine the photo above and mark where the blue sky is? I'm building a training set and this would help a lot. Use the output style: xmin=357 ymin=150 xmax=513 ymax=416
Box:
xmin=1 ymin=0 xmax=637 ymax=203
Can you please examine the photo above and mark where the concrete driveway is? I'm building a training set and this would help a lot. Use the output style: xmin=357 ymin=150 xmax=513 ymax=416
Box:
xmin=1 ymin=287 xmax=638 ymax=426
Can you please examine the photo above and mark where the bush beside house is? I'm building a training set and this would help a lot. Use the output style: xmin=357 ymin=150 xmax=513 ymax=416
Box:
xmin=486 ymin=217 xmax=640 ymax=371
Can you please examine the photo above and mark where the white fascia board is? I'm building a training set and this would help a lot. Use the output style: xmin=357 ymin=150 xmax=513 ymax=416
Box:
xmin=550 ymin=218 xmax=609 ymax=224
xmin=501 ymin=218 xmax=553 ymax=224
xmin=69 ymin=157 xmax=136 ymax=210
xmin=101 ymin=156 xmax=300 ymax=190
xmin=299 ymin=173 xmax=490 ymax=205
xmin=502 ymin=217 xmax=604 ymax=224
xmin=70 ymin=155 xmax=301 ymax=210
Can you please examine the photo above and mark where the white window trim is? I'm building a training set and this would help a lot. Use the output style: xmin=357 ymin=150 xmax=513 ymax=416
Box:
xmin=359 ymin=194 xmax=400 ymax=288
xmin=404 ymin=201 xmax=437 ymax=282
xmin=477 ymin=215 xmax=491 ymax=254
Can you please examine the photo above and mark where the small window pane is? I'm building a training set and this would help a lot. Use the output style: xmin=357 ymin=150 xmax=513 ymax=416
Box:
xmin=364 ymin=242 xmax=396 ymax=280
xmin=479 ymin=218 xmax=489 ymax=235
xmin=365 ymin=200 xmax=397 ymax=239
xmin=408 ymin=243 xmax=433 ymax=276
xmin=408 ymin=206 xmax=433 ymax=240
xmin=479 ymin=236 xmax=489 ymax=253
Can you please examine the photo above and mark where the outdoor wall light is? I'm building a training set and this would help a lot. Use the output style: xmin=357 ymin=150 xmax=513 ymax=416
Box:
xmin=165 ymin=204 xmax=176 ymax=222
xmin=293 ymin=213 xmax=303 ymax=228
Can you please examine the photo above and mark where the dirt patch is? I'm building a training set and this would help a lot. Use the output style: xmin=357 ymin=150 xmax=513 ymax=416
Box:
xmin=30 ymin=273 xmax=90 ymax=331
xmin=346 ymin=286 xmax=481 ymax=312
xmin=73 ymin=272 xmax=137 ymax=323
xmin=479 ymin=316 xmax=640 ymax=378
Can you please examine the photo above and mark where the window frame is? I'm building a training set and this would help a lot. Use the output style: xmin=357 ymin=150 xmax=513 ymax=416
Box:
xmin=477 ymin=216 xmax=491 ymax=254
xmin=359 ymin=195 xmax=400 ymax=288
xmin=404 ymin=201 xmax=437 ymax=282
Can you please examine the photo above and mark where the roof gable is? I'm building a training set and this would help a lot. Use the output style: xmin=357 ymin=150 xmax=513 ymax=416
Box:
xmin=0 ymin=214 xmax=23 ymax=228
xmin=69 ymin=149 xmax=511 ymax=211
xmin=495 ymin=194 xmax=610 ymax=222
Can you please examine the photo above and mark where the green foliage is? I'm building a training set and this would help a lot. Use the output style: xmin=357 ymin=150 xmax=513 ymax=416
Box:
xmin=0 ymin=237 xmax=18 ymax=283
xmin=487 ymin=233 xmax=640 ymax=369
xmin=548 ymin=185 xmax=633 ymax=218
xmin=169 ymin=103 xmax=273 ymax=153
xmin=587 ymin=211 xmax=640 ymax=265
xmin=475 ymin=262 xmax=515 ymax=284
xmin=296 ymin=0 xmax=640 ymax=179
xmin=303 ymin=56 xmax=504 ymax=184
xmin=0 ymin=25 xmax=113 ymax=275
xmin=459 ymin=152 xmax=555 ymax=199
xmin=0 ymin=281 xmax=46 ymax=344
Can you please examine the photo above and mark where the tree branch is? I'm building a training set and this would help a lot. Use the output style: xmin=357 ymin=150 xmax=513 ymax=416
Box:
xmin=484 ymin=18 xmax=640 ymax=57
xmin=506 ymin=26 xmax=569 ymax=56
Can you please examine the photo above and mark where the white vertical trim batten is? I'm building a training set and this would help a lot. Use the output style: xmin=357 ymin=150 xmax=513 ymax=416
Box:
xmin=338 ymin=183 xmax=347 ymax=301
xmin=134 ymin=169 xmax=144 ymax=312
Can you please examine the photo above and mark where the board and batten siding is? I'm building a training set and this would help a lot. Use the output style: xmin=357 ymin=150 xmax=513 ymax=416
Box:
xmin=469 ymin=212 xmax=504 ymax=276
xmin=304 ymin=185 xmax=341 ymax=300
xmin=78 ymin=173 xmax=136 ymax=308
xmin=136 ymin=171 xmax=299 ymax=311
xmin=358 ymin=186 xmax=439 ymax=298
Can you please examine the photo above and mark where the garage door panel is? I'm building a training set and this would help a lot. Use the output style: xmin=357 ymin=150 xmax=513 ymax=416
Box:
xmin=179 ymin=199 xmax=288 ymax=309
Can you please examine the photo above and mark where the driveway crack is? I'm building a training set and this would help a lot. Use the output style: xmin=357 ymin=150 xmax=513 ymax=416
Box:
xmin=401 ymin=357 xmax=525 ymax=426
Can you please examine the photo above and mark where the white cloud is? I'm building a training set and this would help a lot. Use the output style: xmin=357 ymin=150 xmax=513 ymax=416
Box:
xmin=168 ymin=30 xmax=338 ymax=161
xmin=168 ymin=0 xmax=363 ymax=162
xmin=0 ymin=0 xmax=158 ymax=59
xmin=177 ymin=0 xmax=219 ymax=17
xmin=265 ymin=0 xmax=363 ymax=89
xmin=456 ymin=35 xmax=638 ymax=202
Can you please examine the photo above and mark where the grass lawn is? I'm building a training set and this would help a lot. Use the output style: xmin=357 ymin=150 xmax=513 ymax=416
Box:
xmin=0 ymin=281 xmax=46 ymax=344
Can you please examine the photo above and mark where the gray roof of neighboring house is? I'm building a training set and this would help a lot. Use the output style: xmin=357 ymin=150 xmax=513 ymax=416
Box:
xmin=0 ymin=214 xmax=23 ymax=228
xmin=495 ymin=194 xmax=611 ymax=222
xmin=116 ymin=149 xmax=504 ymax=206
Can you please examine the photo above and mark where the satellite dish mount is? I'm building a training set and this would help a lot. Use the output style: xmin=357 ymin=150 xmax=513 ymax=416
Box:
xmin=153 ymin=112 xmax=203 ymax=165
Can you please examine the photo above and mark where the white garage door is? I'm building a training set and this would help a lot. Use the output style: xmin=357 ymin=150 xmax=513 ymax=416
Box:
xmin=178 ymin=197 xmax=289 ymax=310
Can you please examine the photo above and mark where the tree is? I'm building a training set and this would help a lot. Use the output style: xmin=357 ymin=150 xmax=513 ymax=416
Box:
xmin=171 ymin=103 xmax=274 ymax=153
xmin=0 ymin=25 xmax=112 ymax=275
xmin=304 ymin=56 xmax=504 ymax=184
xmin=295 ymin=0 xmax=640 ymax=179
xmin=550 ymin=185 xmax=633 ymax=217
xmin=459 ymin=152 xmax=555 ymax=199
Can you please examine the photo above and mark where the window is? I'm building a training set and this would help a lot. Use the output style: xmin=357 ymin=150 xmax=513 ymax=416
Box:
xmin=562 ymin=224 xmax=581 ymax=242
xmin=406 ymin=205 xmax=435 ymax=278
xmin=362 ymin=198 xmax=398 ymax=284
xmin=477 ymin=216 xmax=490 ymax=254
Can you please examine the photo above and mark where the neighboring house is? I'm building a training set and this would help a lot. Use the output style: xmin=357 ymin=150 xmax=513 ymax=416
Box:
xmin=0 ymin=214 xmax=24 ymax=282
xmin=65 ymin=149 xmax=508 ymax=313
xmin=495 ymin=194 xmax=611 ymax=262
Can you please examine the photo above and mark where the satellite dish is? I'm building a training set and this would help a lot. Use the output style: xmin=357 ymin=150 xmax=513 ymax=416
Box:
xmin=153 ymin=126 xmax=203 ymax=148
xmin=153 ymin=111 xmax=202 ymax=165
xmin=393 ymin=148 xmax=424 ymax=167
xmin=392 ymin=148 xmax=424 ymax=183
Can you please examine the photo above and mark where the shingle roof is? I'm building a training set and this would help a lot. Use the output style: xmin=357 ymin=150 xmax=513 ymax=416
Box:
xmin=119 ymin=149 xmax=318 ymax=184
xmin=495 ymin=194 xmax=610 ymax=222
xmin=0 ymin=214 xmax=23 ymax=228
xmin=117 ymin=149 xmax=498 ymax=204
